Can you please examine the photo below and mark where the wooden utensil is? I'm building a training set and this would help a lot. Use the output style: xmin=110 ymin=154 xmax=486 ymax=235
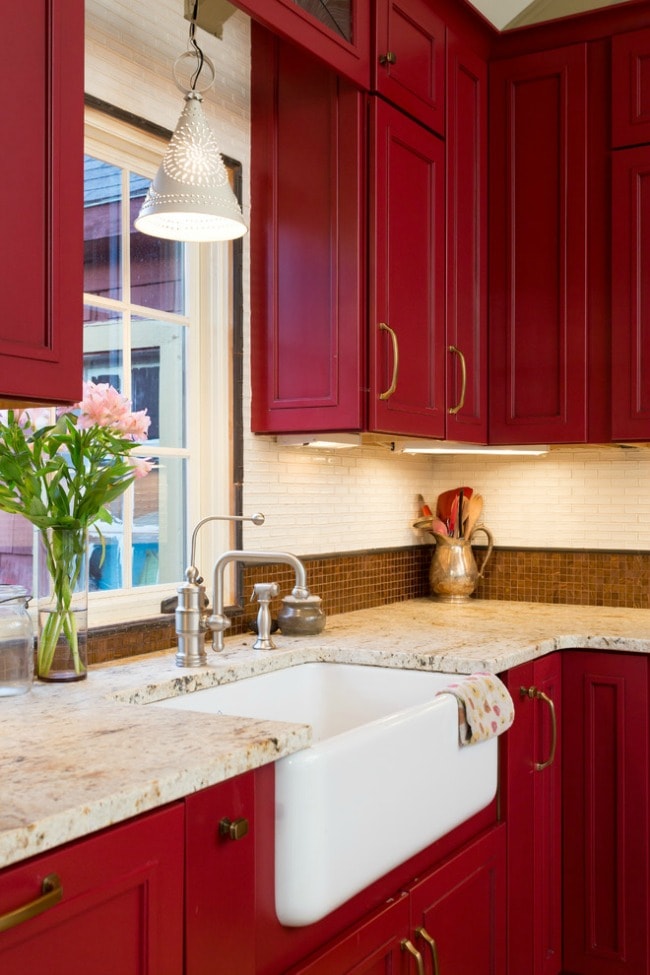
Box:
xmin=463 ymin=493 xmax=483 ymax=537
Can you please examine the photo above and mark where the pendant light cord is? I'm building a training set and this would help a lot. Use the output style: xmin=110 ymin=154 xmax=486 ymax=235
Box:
xmin=188 ymin=0 xmax=205 ymax=91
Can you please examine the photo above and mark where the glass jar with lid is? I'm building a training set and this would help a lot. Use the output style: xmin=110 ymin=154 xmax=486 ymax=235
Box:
xmin=0 ymin=585 xmax=34 ymax=696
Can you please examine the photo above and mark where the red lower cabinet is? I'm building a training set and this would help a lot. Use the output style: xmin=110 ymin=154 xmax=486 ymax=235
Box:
xmin=0 ymin=804 xmax=184 ymax=975
xmin=410 ymin=825 xmax=507 ymax=974
xmin=563 ymin=651 xmax=650 ymax=975
xmin=285 ymin=893 xmax=412 ymax=975
xmin=284 ymin=825 xmax=506 ymax=975
xmin=503 ymin=653 xmax=563 ymax=975
xmin=185 ymin=771 xmax=256 ymax=975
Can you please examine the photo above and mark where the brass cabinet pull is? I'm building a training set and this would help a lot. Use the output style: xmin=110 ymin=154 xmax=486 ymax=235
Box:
xmin=401 ymin=938 xmax=425 ymax=974
xmin=448 ymin=345 xmax=467 ymax=414
xmin=219 ymin=817 xmax=249 ymax=841
xmin=0 ymin=873 xmax=63 ymax=933
xmin=379 ymin=51 xmax=397 ymax=65
xmin=378 ymin=322 xmax=399 ymax=400
xmin=520 ymin=685 xmax=557 ymax=771
xmin=416 ymin=927 xmax=440 ymax=974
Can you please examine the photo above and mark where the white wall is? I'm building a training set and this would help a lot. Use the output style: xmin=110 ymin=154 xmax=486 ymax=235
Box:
xmin=86 ymin=1 xmax=650 ymax=559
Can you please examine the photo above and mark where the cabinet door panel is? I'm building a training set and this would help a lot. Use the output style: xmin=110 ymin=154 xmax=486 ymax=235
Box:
xmin=503 ymin=654 xmax=562 ymax=975
xmin=0 ymin=805 xmax=184 ymax=975
xmin=489 ymin=44 xmax=588 ymax=444
xmin=446 ymin=32 xmax=488 ymax=443
xmin=285 ymin=894 xmax=410 ymax=975
xmin=611 ymin=145 xmax=650 ymax=440
xmin=0 ymin=0 xmax=84 ymax=404
xmin=375 ymin=0 xmax=446 ymax=135
xmin=563 ymin=652 xmax=649 ymax=975
xmin=410 ymin=826 xmax=506 ymax=974
xmin=612 ymin=27 xmax=650 ymax=148
xmin=250 ymin=28 xmax=364 ymax=433
xmin=185 ymin=773 xmax=256 ymax=975
xmin=369 ymin=99 xmax=446 ymax=437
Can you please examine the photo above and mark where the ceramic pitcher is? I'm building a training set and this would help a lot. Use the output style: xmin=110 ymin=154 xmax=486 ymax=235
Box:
xmin=429 ymin=526 xmax=494 ymax=602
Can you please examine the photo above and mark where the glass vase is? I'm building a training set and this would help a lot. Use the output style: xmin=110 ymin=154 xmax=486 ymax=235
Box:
xmin=37 ymin=528 xmax=89 ymax=682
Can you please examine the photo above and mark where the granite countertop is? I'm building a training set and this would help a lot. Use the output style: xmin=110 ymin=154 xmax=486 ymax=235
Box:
xmin=3 ymin=597 xmax=650 ymax=871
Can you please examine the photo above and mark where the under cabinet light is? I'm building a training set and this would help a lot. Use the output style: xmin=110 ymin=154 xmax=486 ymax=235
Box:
xmin=276 ymin=434 xmax=362 ymax=449
xmin=395 ymin=440 xmax=549 ymax=456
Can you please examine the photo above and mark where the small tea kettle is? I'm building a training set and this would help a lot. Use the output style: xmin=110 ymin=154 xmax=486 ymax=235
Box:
xmin=429 ymin=527 xmax=493 ymax=602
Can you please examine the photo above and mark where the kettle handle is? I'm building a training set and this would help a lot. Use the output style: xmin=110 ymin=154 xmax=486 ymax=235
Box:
xmin=469 ymin=526 xmax=493 ymax=578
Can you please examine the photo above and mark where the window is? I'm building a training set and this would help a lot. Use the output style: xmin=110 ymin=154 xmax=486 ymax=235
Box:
xmin=0 ymin=107 xmax=239 ymax=627
xmin=83 ymin=107 xmax=239 ymax=626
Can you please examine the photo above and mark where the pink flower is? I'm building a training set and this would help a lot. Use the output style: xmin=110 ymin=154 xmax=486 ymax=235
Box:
xmin=129 ymin=456 xmax=155 ymax=479
xmin=77 ymin=381 xmax=151 ymax=441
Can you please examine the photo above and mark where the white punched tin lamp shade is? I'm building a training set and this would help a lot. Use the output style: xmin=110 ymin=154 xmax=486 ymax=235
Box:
xmin=135 ymin=91 xmax=247 ymax=242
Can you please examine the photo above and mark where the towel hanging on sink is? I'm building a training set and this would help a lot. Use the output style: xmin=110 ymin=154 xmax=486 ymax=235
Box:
xmin=438 ymin=672 xmax=514 ymax=746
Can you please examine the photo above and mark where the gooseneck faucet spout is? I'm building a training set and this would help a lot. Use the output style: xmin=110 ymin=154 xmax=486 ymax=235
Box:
xmin=208 ymin=550 xmax=311 ymax=651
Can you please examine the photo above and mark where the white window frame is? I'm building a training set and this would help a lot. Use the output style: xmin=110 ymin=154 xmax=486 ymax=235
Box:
xmin=84 ymin=107 xmax=235 ymax=627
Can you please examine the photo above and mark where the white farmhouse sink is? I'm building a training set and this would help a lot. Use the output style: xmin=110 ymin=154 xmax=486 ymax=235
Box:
xmin=152 ymin=662 xmax=498 ymax=926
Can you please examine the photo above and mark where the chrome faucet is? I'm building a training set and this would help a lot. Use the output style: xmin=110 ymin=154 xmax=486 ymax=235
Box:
xmin=208 ymin=550 xmax=311 ymax=651
xmin=174 ymin=512 xmax=265 ymax=667
xmin=174 ymin=513 xmax=313 ymax=664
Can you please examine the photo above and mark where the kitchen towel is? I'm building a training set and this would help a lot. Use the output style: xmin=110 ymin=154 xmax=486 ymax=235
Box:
xmin=438 ymin=673 xmax=514 ymax=745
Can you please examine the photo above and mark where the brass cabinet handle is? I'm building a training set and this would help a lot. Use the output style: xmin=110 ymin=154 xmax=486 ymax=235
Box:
xmin=520 ymin=685 xmax=557 ymax=771
xmin=219 ymin=817 xmax=249 ymax=841
xmin=401 ymin=938 xmax=425 ymax=974
xmin=448 ymin=345 xmax=467 ymax=414
xmin=379 ymin=51 xmax=397 ymax=65
xmin=378 ymin=322 xmax=399 ymax=400
xmin=416 ymin=927 xmax=440 ymax=974
xmin=0 ymin=873 xmax=63 ymax=933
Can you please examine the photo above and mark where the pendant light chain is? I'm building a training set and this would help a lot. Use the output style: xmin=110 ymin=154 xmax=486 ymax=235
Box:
xmin=188 ymin=0 xmax=205 ymax=92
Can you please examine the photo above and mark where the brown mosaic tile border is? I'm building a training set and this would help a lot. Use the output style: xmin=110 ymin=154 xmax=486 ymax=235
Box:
xmin=86 ymin=545 xmax=650 ymax=664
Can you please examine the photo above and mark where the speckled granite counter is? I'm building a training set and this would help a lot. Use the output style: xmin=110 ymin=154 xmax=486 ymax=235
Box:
xmin=3 ymin=597 xmax=650 ymax=871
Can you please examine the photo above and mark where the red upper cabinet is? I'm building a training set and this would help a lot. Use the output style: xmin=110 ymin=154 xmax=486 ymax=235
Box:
xmin=374 ymin=0 xmax=446 ymax=136
xmin=250 ymin=27 xmax=365 ymax=434
xmin=612 ymin=27 xmax=650 ymax=148
xmin=489 ymin=44 xmax=589 ymax=444
xmin=231 ymin=0 xmax=370 ymax=88
xmin=611 ymin=144 xmax=650 ymax=440
xmin=446 ymin=31 xmax=488 ymax=444
xmin=0 ymin=0 xmax=84 ymax=405
xmin=368 ymin=98 xmax=446 ymax=438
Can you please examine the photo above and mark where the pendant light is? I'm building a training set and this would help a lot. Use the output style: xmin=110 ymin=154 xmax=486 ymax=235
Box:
xmin=134 ymin=0 xmax=247 ymax=243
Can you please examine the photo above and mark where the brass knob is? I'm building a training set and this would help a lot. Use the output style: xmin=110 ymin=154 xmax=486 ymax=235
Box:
xmin=379 ymin=51 xmax=397 ymax=66
xmin=219 ymin=817 xmax=249 ymax=841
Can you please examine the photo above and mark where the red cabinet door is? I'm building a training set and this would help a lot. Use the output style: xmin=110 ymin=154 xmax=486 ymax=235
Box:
xmin=489 ymin=44 xmax=588 ymax=444
xmin=612 ymin=27 xmax=650 ymax=148
xmin=250 ymin=27 xmax=364 ymax=434
xmin=0 ymin=0 xmax=84 ymax=405
xmin=503 ymin=654 xmax=562 ymax=975
xmin=409 ymin=825 xmax=507 ymax=974
xmin=369 ymin=98 xmax=446 ymax=438
xmin=374 ymin=0 xmax=446 ymax=136
xmin=446 ymin=31 xmax=488 ymax=444
xmin=0 ymin=804 xmax=184 ymax=975
xmin=185 ymin=772 xmax=256 ymax=975
xmin=231 ymin=0 xmax=369 ymax=88
xmin=563 ymin=651 xmax=649 ymax=975
xmin=611 ymin=144 xmax=650 ymax=440
xmin=285 ymin=894 xmax=411 ymax=975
